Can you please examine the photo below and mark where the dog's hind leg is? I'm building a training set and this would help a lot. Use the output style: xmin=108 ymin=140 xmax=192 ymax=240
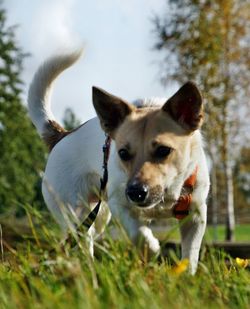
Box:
xmin=83 ymin=202 xmax=111 ymax=258
xmin=86 ymin=225 xmax=95 ymax=258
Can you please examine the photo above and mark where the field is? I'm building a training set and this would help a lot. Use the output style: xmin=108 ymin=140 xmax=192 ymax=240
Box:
xmin=0 ymin=209 xmax=250 ymax=309
xmin=181 ymin=224 xmax=250 ymax=243
xmin=151 ymin=221 xmax=250 ymax=243
xmin=206 ymin=225 xmax=250 ymax=243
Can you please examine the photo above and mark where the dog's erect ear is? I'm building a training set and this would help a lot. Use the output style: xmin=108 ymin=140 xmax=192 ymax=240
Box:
xmin=92 ymin=87 xmax=134 ymax=136
xmin=162 ymin=82 xmax=203 ymax=131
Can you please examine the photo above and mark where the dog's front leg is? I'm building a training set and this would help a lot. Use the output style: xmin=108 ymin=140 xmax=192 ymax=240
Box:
xmin=136 ymin=225 xmax=161 ymax=260
xmin=179 ymin=203 xmax=207 ymax=274
xmin=121 ymin=215 xmax=160 ymax=260
xmin=109 ymin=199 xmax=160 ymax=259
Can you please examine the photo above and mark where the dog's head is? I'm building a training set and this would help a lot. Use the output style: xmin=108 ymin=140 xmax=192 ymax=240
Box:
xmin=93 ymin=82 xmax=203 ymax=208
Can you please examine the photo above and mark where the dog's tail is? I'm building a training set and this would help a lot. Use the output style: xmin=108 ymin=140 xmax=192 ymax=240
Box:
xmin=28 ymin=49 xmax=83 ymax=150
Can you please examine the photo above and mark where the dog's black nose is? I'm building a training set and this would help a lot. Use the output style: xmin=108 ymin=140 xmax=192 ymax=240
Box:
xmin=126 ymin=182 xmax=149 ymax=204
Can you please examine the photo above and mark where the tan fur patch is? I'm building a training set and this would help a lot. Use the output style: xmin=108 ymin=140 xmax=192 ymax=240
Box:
xmin=43 ymin=120 xmax=86 ymax=152
xmin=42 ymin=120 xmax=69 ymax=151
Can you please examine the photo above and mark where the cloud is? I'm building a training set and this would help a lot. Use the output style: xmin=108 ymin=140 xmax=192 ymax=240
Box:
xmin=26 ymin=0 xmax=80 ymax=57
xmin=5 ymin=0 xmax=82 ymax=58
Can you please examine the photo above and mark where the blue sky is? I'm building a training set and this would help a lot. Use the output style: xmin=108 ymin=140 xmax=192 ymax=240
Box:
xmin=4 ymin=0 xmax=176 ymax=123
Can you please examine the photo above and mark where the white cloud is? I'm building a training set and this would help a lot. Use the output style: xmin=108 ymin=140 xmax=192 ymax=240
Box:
xmin=27 ymin=0 xmax=80 ymax=57
xmin=5 ymin=0 xmax=80 ymax=57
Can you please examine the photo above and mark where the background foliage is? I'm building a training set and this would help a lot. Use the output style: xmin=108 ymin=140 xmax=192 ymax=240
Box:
xmin=0 ymin=7 xmax=46 ymax=213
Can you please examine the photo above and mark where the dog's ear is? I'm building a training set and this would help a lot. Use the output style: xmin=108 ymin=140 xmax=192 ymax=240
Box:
xmin=162 ymin=82 xmax=203 ymax=131
xmin=92 ymin=87 xmax=134 ymax=136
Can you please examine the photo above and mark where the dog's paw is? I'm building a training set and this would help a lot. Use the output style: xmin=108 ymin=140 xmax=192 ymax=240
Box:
xmin=136 ymin=226 xmax=160 ymax=261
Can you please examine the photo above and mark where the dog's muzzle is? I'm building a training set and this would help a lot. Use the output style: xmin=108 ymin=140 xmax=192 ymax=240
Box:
xmin=126 ymin=181 xmax=163 ymax=208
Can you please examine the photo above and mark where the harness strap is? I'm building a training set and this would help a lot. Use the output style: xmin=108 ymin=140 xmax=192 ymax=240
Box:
xmin=81 ymin=135 xmax=111 ymax=229
xmin=173 ymin=166 xmax=198 ymax=220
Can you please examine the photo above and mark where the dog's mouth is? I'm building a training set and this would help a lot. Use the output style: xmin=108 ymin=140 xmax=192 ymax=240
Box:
xmin=125 ymin=183 xmax=177 ymax=210
xmin=132 ymin=200 xmax=160 ymax=209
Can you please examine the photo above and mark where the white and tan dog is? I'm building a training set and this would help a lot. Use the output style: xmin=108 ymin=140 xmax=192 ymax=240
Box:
xmin=28 ymin=51 xmax=210 ymax=273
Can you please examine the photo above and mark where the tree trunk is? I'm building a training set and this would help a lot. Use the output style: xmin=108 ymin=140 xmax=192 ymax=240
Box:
xmin=222 ymin=1 xmax=235 ymax=242
xmin=225 ymin=162 xmax=235 ymax=241
xmin=211 ymin=164 xmax=218 ymax=241
xmin=221 ymin=104 xmax=235 ymax=242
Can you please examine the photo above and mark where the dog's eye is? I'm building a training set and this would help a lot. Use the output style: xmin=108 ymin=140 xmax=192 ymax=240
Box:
xmin=154 ymin=146 xmax=172 ymax=159
xmin=118 ymin=148 xmax=132 ymax=161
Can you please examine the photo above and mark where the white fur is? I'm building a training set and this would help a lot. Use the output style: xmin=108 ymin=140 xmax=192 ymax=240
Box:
xmin=28 ymin=50 xmax=83 ymax=136
xmin=28 ymin=52 xmax=210 ymax=274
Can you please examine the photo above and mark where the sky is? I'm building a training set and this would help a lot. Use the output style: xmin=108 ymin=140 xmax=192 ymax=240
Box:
xmin=4 ymin=0 xmax=176 ymax=123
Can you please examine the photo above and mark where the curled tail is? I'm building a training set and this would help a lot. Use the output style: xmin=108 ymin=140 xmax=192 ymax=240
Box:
xmin=28 ymin=50 xmax=83 ymax=150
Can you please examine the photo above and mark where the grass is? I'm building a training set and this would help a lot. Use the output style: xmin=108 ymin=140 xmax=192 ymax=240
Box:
xmin=153 ymin=222 xmax=250 ymax=243
xmin=0 ymin=209 xmax=250 ymax=309
xmin=206 ymin=224 xmax=250 ymax=242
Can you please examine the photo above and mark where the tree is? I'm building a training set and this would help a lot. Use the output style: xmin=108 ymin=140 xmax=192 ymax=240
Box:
xmin=62 ymin=107 xmax=81 ymax=131
xmin=153 ymin=0 xmax=250 ymax=240
xmin=234 ymin=147 xmax=250 ymax=219
xmin=0 ymin=6 xmax=46 ymax=213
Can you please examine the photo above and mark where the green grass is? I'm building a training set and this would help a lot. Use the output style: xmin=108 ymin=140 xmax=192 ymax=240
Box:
xmin=0 ymin=210 xmax=250 ymax=309
xmin=152 ymin=222 xmax=250 ymax=243
xmin=206 ymin=224 xmax=250 ymax=242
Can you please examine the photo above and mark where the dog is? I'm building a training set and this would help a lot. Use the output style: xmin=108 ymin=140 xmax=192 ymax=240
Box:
xmin=28 ymin=51 xmax=210 ymax=274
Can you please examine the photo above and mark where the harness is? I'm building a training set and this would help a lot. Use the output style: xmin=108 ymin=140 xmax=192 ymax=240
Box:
xmin=172 ymin=166 xmax=198 ymax=219
xmin=80 ymin=137 xmax=198 ymax=229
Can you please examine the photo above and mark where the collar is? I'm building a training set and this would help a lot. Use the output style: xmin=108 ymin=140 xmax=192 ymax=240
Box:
xmin=173 ymin=166 xmax=198 ymax=220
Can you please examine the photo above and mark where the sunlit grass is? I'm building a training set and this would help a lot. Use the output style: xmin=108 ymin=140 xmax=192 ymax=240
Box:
xmin=0 ymin=208 xmax=249 ymax=309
